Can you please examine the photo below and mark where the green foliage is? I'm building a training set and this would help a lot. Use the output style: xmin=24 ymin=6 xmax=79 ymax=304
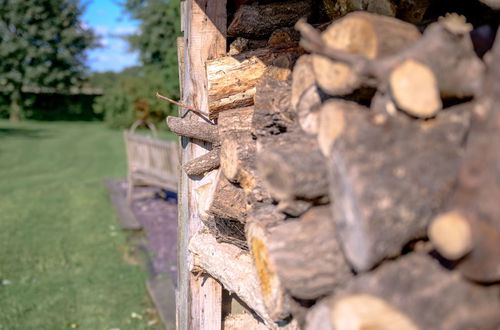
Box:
xmin=124 ymin=0 xmax=181 ymax=96
xmin=0 ymin=0 xmax=96 ymax=119
xmin=0 ymin=120 xmax=163 ymax=330
xmin=93 ymin=0 xmax=181 ymax=129
xmin=92 ymin=69 xmax=173 ymax=129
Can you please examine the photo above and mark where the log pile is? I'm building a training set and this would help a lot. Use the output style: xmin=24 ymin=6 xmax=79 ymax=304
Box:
xmin=173 ymin=0 xmax=500 ymax=328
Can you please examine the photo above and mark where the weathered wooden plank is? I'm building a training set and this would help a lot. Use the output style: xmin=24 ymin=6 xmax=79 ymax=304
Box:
xmin=177 ymin=0 xmax=227 ymax=329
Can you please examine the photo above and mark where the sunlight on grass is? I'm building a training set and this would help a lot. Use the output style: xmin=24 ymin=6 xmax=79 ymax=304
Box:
xmin=0 ymin=120 xmax=166 ymax=330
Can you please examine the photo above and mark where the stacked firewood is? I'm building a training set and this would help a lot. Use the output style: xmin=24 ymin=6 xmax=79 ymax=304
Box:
xmin=169 ymin=0 xmax=500 ymax=329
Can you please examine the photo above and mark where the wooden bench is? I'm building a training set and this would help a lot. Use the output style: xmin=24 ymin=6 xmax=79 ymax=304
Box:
xmin=124 ymin=120 xmax=179 ymax=204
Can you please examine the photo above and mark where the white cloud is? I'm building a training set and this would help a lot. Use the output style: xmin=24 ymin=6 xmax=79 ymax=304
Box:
xmin=113 ymin=25 xmax=137 ymax=35
xmin=94 ymin=25 xmax=110 ymax=36
xmin=87 ymin=48 xmax=139 ymax=72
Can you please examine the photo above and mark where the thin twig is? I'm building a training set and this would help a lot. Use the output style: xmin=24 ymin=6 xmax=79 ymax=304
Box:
xmin=157 ymin=92 xmax=214 ymax=123
xmin=156 ymin=92 xmax=207 ymax=115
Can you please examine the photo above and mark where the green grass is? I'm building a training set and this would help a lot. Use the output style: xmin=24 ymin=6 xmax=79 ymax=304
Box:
xmin=0 ymin=120 xmax=167 ymax=330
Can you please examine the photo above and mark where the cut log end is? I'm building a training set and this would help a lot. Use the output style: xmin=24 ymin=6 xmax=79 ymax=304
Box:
xmin=313 ymin=55 xmax=360 ymax=96
xmin=318 ymin=100 xmax=347 ymax=157
xmin=428 ymin=211 xmax=473 ymax=260
xmin=221 ymin=138 xmax=242 ymax=182
xmin=182 ymin=148 xmax=220 ymax=176
xmin=331 ymin=294 xmax=419 ymax=330
xmin=389 ymin=59 xmax=442 ymax=118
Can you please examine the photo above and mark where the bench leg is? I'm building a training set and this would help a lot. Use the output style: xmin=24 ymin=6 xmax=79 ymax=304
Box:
xmin=127 ymin=174 xmax=134 ymax=205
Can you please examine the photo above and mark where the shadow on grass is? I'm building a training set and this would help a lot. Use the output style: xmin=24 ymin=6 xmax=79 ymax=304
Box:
xmin=0 ymin=127 xmax=51 ymax=139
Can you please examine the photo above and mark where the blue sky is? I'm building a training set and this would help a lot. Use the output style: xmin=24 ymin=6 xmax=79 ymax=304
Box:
xmin=81 ymin=0 xmax=139 ymax=72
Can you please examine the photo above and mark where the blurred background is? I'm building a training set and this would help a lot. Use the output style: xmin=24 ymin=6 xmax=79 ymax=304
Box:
xmin=0 ymin=0 xmax=180 ymax=127
xmin=0 ymin=1 xmax=180 ymax=329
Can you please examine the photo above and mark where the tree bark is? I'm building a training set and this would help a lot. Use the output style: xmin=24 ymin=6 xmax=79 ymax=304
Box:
xmin=198 ymin=169 xmax=247 ymax=223
xmin=207 ymin=47 xmax=303 ymax=119
xmin=182 ymin=147 xmax=220 ymax=176
xmin=252 ymin=64 xmax=301 ymax=142
xmin=297 ymin=15 xmax=485 ymax=106
xmin=257 ymin=132 xmax=329 ymax=202
xmin=327 ymin=101 xmax=471 ymax=272
xmin=227 ymin=0 xmax=312 ymax=39
xmin=322 ymin=0 xmax=430 ymax=23
xmin=428 ymin=33 xmax=500 ymax=282
xmin=9 ymin=91 xmax=22 ymax=122
xmin=260 ymin=205 xmax=352 ymax=300
xmin=305 ymin=254 xmax=500 ymax=330
xmin=166 ymin=116 xmax=219 ymax=144
xmin=218 ymin=107 xmax=256 ymax=185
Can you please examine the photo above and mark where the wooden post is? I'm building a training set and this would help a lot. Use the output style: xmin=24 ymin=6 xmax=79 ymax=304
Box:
xmin=177 ymin=0 xmax=227 ymax=329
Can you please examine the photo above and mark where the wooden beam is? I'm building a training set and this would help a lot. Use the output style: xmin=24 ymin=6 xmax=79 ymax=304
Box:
xmin=177 ymin=0 xmax=227 ymax=329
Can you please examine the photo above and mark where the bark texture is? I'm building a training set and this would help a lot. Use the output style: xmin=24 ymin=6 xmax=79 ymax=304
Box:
xmin=305 ymin=254 xmax=500 ymax=330
xmin=328 ymin=101 xmax=471 ymax=271
xmin=228 ymin=0 xmax=312 ymax=39
xmin=429 ymin=32 xmax=500 ymax=282
xmin=263 ymin=206 xmax=352 ymax=300
xmin=207 ymin=47 xmax=303 ymax=118
xmin=182 ymin=147 xmax=220 ymax=176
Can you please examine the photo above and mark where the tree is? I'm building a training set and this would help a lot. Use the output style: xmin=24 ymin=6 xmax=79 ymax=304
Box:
xmin=123 ymin=0 xmax=181 ymax=103
xmin=0 ymin=0 xmax=96 ymax=121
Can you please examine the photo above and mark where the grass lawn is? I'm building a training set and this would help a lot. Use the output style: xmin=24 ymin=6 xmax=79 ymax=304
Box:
xmin=0 ymin=120 xmax=167 ymax=330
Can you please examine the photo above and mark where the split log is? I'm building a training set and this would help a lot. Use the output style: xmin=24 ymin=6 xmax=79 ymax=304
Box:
xmin=365 ymin=0 xmax=397 ymax=17
xmin=207 ymin=46 xmax=303 ymax=119
xmin=291 ymin=55 xmax=325 ymax=135
xmin=397 ymin=0 xmax=431 ymax=24
xmin=198 ymin=169 xmax=247 ymax=222
xmin=229 ymin=38 xmax=268 ymax=56
xmin=323 ymin=0 xmax=397 ymax=20
xmin=305 ymin=254 xmax=500 ymax=330
xmin=268 ymin=27 xmax=300 ymax=49
xmin=227 ymin=0 xmax=312 ymax=39
xmin=218 ymin=107 xmax=256 ymax=186
xmin=252 ymin=65 xmax=299 ymax=140
xmin=251 ymin=67 xmax=315 ymax=215
xmin=428 ymin=33 xmax=500 ymax=282
xmin=309 ymin=11 xmax=421 ymax=97
xmin=246 ymin=219 xmax=291 ymax=322
xmin=166 ymin=116 xmax=219 ymax=145
xmin=321 ymin=0 xmax=364 ymax=19
xmin=257 ymin=132 xmax=329 ymax=202
xmin=297 ymin=15 xmax=485 ymax=116
xmin=327 ymin=100 xmax=471 ymax=271
xmin=182 ymin=147 xmax=220 ymax=176
xmin=189 ymin=231 xmax=275 ymax=327
xmin=255 ymin=205 xmax=352 ymax=300
xmin=322 ymin=0 xmax=430 ymax=23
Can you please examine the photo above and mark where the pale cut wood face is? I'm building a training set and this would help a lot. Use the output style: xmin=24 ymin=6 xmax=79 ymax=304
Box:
xmin=389 ymin=59 xmax=442 ymax=118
